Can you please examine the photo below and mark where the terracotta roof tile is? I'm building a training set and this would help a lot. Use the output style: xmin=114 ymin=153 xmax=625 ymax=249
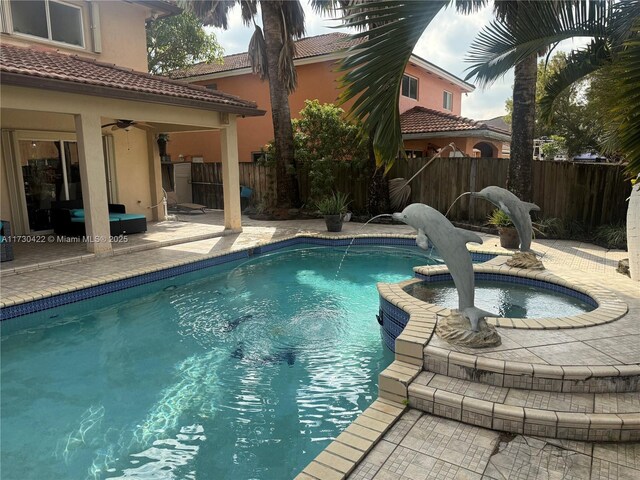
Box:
xmin=172 ymin=32 xmax=362 ymax=78
xmin=0 ymin=43 xmax=262 ymax=114
xmin=400 ymin=106 xmax=510 ymax=136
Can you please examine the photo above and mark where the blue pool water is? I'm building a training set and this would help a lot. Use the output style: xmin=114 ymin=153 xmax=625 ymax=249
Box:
xmin=405 ymin=280 xmax=594 ymax=318
xmin=1 ymin=245 xmax=439 ymax=480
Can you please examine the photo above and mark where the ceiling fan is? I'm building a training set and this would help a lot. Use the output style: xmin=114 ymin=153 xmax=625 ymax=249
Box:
xmin=101 ymin=119 xmax=154 ymax=132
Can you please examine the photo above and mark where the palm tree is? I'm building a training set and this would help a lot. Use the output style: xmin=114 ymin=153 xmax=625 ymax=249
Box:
xmin=337 ymin=0 xmax=543 ymax=203
xmin=183 ymin=0 xmax=328 ymax=208
xmin=466 ymin=0 xmax=639 ymax=278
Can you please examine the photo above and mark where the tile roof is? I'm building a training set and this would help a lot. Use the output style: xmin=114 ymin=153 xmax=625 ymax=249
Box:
xmin=172 ymin=32 xmax=363 ymax=79
xmin=479 ymin=116 xmax=511 ymax=133
xmin=400 ymin=106 xmax=511 ymax=136
xmin=0 ymin=43 xmax=264 ymax=115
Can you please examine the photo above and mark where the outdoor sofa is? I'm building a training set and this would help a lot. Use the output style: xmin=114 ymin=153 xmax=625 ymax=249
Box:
xmin=51 ymin=201 xmax=147 ymax=237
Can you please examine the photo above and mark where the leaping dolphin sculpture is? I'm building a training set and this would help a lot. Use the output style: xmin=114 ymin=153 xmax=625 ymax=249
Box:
xmin=471 ymin=186 xmax=540 ymax=251
xmin=393 ymin=203 xmax=495 ymax=331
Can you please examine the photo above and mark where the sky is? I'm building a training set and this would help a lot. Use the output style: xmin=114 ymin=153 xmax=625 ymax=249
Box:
xmin=206 ymin=2 xmax=584 ymax=121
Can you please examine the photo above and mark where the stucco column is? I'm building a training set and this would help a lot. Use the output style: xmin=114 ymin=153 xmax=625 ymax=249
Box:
xmin=220 ymin=119 xmax=242 ymax=232
xmin=74 ymin=113 xmax=112 ymax=254
xmin=147 ymin=132 xmax=165 ymax=221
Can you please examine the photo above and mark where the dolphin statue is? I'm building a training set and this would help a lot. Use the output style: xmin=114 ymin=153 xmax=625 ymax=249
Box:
xmin=471 ymin=186 xmax=540 ymax=251
xmin=393 ymin=203 xmax=495 ymax=331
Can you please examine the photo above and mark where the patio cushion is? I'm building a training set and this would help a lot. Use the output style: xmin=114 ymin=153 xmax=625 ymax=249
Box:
xmin=70 ymin=209 xmax=85 ymax=218
xmin=112 ymin=213 xmax=147 ymax=221
xmin=70 ymin=215 xmax=121 ymax=223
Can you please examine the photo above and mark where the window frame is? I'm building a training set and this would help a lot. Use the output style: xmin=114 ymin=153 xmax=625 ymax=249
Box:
xmin=404 ymin=149 xmax=423 ymax=159
xmin=251 ymin=151 xmax=268 ymax=163
xmin=401 ymin=74 xmax=419 ymax=100
xmin=443 ymin=90 xmax=453 ymax=111
xmin=8 ymin=0 xmax=86 ymax=49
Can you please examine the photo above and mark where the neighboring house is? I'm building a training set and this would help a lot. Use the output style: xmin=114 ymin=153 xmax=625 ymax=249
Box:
xmin=479 ymin=116 xmax=511 ymax=157
xmin=0 ymin=0 xmax=263 ymax=254
xmin=167 ymin=33 xmax=511 ymax=163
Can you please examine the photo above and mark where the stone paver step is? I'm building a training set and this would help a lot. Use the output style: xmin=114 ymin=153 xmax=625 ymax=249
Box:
xmin=408 ymin=371 xmax=640 ymax=442
xmin=424 ymin=345 xmax=640 ymax=393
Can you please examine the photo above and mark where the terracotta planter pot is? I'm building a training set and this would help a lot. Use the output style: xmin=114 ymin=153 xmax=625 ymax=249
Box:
xmin=324 ymin=214 xmax=343 ymax=232
xmin=499 ymin=227 xmax=520 ymax=249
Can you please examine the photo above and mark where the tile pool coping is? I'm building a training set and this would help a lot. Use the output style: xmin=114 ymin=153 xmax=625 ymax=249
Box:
xmin=410 ymin=263 xmax=629 ymax=330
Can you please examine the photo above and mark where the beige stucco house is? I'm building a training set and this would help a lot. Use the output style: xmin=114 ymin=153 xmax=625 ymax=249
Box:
xmin=0 ymin=0 xmax=263 ymax=255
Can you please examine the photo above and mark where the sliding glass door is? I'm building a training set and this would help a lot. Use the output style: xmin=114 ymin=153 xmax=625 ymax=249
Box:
xmin=18 ymin=139 xmax=81 ymax=232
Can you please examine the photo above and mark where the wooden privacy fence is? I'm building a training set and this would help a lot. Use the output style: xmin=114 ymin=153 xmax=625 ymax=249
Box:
xmin=388 ymin=157 xmax=631 ymax=227
xmin=191 ymin=162 xmax=274 ymax=209
xmin=191 ymin=159 xmax=631 ymax=227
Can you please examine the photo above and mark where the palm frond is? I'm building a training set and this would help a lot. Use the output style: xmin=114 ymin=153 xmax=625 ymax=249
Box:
xmin=338 ymin=0 xmax=448 ymax=167
xmin=539 ymin=39 xmax=611 ymax=123
xmin=454 ymin=0 xmax=489 ymax=15
xmin=280 ymin=0 xmax=306 ymax=39
xmin=181 ymin=0 xmax=239 ymax=28
xmin=239 ymin=0 xmax=258 ymax=26
xmin=465 ymin=0 xmax=611 ymax=86
xmin=279 ymin=34 xmax=298 ymax=92
xmin=612 ymin=31 xmax=640 ymax=176
xmin=248 ymin=25 xmax=268 ymax=79
xmin=609 ymin=0 xmax=640 ymax=47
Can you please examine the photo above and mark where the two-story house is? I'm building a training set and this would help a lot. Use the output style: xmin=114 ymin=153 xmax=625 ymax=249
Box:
xmin=0 ymin=0 xmax=263 ymax=255
xmin=167 ymin=33 xmax=510 ymax=164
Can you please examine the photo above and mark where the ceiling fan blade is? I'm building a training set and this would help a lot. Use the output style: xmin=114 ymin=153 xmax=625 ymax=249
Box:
xmin=111 ymin=125 xmax=120 ymax=131
xmin=101 ymin=123 xmax=117 ymax=128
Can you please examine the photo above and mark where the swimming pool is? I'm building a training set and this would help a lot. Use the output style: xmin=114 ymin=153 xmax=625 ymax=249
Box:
xmin=1 ymin=244 xmax=438 ymax=480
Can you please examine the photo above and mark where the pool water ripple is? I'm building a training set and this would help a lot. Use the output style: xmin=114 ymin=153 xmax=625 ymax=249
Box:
xmin=1 ymin=245 xmax=434 ymax=480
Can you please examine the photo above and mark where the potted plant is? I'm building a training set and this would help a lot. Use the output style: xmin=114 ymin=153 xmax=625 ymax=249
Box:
xmin=316 ymin=192 xmax=351 ymax=232
xmin=488 ymin=209 xmax=519 ymax=248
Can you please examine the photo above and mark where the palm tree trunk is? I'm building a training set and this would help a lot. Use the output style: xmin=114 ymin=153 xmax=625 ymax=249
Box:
xmin=366 ymin=137 xmax=389 ymax=215
xmin=261 ymin=2 xmax=300 ymax=208
xmin=507 ymin=53 xmax=537 ymax=202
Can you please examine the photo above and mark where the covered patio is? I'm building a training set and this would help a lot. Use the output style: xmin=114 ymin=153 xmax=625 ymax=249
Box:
xmin=0 ymin=43 xmax=263 ymax=262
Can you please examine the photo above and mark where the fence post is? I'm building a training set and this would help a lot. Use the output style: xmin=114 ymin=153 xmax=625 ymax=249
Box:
xmin=469 ymin=157 xmax=478 ymax=221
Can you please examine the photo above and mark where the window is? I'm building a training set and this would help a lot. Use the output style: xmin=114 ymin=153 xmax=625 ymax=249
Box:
xmin=443 ymin=91 xmax=453 ymax=111
xmin=252 ymin=152 xmax=268 ymax=162
xmin=401 ymin=74 xmax=418 ymax=100
xmin=10 ymin=0 xmax=84 ymax=47
xmin=405 ymin=150 xmax=423 ymax=159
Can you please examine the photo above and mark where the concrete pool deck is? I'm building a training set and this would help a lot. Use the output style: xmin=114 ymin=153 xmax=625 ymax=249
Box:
xmin=0 ymin=212 xmax=637 ymax=479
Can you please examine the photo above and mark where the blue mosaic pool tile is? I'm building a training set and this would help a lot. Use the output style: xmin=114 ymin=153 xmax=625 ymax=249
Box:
xmin=378 ymin=296 xmax=411 ymax=353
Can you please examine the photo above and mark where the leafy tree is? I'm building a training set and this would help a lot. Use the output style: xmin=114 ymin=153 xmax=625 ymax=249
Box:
xmin=146 ymin=11 xmax=223 ymax=75
xmin=183 ymin=0 xmax=333 ymax=209
xmin=295 ymin=100 xmax=368 ymax=203
xmin=263 ymin=100 xmax=368 ymax=204
xmin=540 ymin=135 xmax=567 ymax=159
xmin=505 ymin=52 xmax=601 ymax=157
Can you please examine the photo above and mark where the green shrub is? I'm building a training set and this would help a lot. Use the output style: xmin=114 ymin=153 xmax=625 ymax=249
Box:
xmin=593 ymin=223 xmax=627 ymax=249
xmin=315 ymin=192 xmax=351 ymax=215
xmin=487 ymin=209 xmax=514 ymax=228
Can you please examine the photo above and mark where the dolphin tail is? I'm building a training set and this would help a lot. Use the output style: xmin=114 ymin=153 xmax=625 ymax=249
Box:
xmin=455 ymin=228 xmax=483 ymax=245
xmin=524 ymin=201 xmax=541 ymax=212
xmin=462 ymin=307 xmax=497 ymax=332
